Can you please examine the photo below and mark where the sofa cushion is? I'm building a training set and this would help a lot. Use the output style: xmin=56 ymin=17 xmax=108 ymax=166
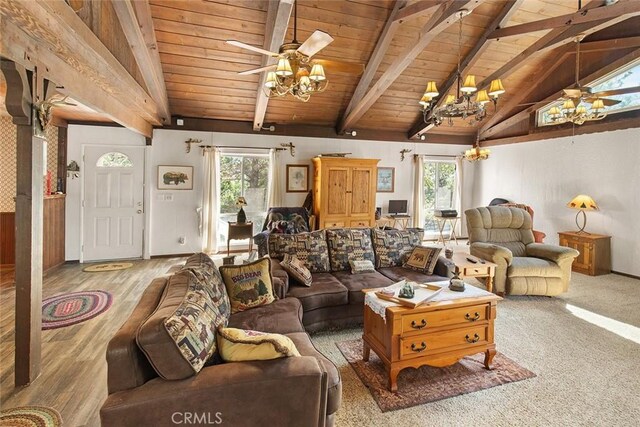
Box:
xmin=403 ymin=246 xmax=442 ymax=275
xmin=331 ymin=270 xmax=394 ymax=305
xmin=287 ymin=273 xmax=348 ymax=311
xmin=219 ymin=258 xmax=276 ymax=314
xmin=280 ymin=254 xmax=312 ymax=286
xmin=508 ymin=257 xmax=562 ymax=277
xmin=378 ymin=266 xmax=446 ymax=284
xmin=286 ymin=332 xmax=342 ymax=415
xmin=372 ymin=228 xmax=423 ymax=268
xmin=181 ymin=252 xmax=230 ymax=320
xmin=326 ymin=228 xmax=375 ymax=271
xmin=217 ymin=327 xmax=300 ymax=362
xmin=228 ymin=298 xmax=305 ymax=334
xmin=136 ymin=271 xmax=226 ymax=380
xmin=268 ymin=230 xmax=330 ymax=273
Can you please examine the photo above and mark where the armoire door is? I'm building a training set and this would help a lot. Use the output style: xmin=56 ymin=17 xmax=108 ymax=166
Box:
xmin=326 ymin=166 xmax=349 ymax=216
xmin=350 ymin=168 xmax=373 ymax=215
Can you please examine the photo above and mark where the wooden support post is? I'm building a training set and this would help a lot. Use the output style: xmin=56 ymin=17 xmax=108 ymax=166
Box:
xmin=1 ymin=59 xmax=44 ymax=387
xmin=57 ymin=126 xmax=68 ymax=193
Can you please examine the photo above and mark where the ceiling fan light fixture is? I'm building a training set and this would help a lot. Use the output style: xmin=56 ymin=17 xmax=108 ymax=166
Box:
xmin=276 ymin=58 xmax=293 ymax=77
xmin=424 ymin=81 xmax=439 ymax=97
xmin=475 ymin=90 xmax=490 ymax=104
xmin=488 ymin=79 xmax=505 ymax=97
xmin=548 ymin=106 xmax=562 ymax=117
xmin=591 ymin=98 xmax=605 ymax=110
xmin=309 ymin=63 xmax=326 ymax=81
xmin=562 ymin=99 xmax=576 ymax=111
xmin=265 ymin=71 xmax=278 ymax=89
xmin=575 ymin=105 xmax=587 ymax=115
xmin=461 ymin=75 xmax=477 ymax=94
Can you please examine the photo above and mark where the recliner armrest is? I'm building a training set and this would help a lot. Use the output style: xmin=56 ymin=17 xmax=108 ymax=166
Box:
xmin=470 ymin=242 xmax=513 ymax=266
xmin=526 ymin=243 xmax=579 ymax=263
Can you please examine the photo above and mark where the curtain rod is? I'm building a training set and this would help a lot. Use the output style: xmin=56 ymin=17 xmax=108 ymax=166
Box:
xmin=199 ymin=145 xmax=287 ymax=151
xmin=414 ymin=154 xmax=460 ymax=158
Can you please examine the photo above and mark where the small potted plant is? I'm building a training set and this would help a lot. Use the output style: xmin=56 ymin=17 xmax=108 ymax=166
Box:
xmin=236 ymin=196 xmax=247 ymax=223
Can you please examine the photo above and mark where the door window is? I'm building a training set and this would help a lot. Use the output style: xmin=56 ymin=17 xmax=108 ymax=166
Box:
xmin=96 ymin=152 xmax=133 ymax=167
xmin=422 ymin=160 xmax=458 ymax=239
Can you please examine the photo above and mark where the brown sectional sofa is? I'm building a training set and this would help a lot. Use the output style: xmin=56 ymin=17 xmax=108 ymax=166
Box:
xmin=101 ymin=227 xmax=453 ymax=426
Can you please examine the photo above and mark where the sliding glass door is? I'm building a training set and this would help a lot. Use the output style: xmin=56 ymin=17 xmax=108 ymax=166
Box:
xmin=422 ymin=160 xmax=458 ymax=240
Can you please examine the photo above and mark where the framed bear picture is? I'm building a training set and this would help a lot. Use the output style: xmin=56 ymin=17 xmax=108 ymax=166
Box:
xmin=158 ymin=165 xmax=193 ymax=190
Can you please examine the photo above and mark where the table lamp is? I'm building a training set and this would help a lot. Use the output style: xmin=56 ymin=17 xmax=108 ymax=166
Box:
xmin=567 ymin=194 xmax=598 ymax=234
xmin=236 ymin=196 xmax=247 ymax=223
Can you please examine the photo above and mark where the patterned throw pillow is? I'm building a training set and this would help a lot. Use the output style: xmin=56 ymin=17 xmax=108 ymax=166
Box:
xmin=137 ymin=271 xmax=227 ymax=380
xmin=219 ymin=257 xmax=276 ymax=314
xmin=372 ymin=228 xmax=424 ymax=268
xmin=326 ymin=228 xmax=375 ymax=271
xmin=268 ymin=230 xmax=330 ymax=273
xmin=403 ymin=246 xmax=442 ymax=275
xmin=280 ymin=254 xmax=312 ymax=286
xmin=217 ymin=327 xmax=300 ymax=362
xmin=181 ymin=252 xmax=231 ymax=320
xmin=349 ymin=260 xmax=376 ymax=274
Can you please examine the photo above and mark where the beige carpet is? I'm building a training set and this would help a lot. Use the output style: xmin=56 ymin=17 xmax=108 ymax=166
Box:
xmin=311 ymin=272 xmax=640 ymax=426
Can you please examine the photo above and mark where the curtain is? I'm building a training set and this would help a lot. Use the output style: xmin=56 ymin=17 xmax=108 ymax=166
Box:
xmin=455 ymin=156 xmax=464 ymax=236
xmin=412 ymin=155 xmax=425 ymax=230
xmin=267 ymin=148 xmax=283 ymax=207
xmin=202 ymin=147 xmax=221 ymax=254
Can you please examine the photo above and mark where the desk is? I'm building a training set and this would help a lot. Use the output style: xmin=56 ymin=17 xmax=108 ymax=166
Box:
xmin=380 ymin=215 xmax=411 ymax=230
xmin=227 ymin=222 xmax=253 ymax=255
xmin=434 ymin=216 xmax=459 ymax=245
xmin=451 ymin=252 xmax=497 ymax=293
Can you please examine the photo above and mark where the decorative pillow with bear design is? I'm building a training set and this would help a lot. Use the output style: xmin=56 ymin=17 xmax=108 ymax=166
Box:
xmin=268 ymin=230 xmax=330 ymax=273
xmin=219 ymin=257 xmax=275 ymax=314
xmin=403 ymin=246 xmax=442 ymax=275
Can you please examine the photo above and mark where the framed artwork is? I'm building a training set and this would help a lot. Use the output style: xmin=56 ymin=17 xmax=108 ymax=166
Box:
xmin=376 ymin=167 xmax=395 ymax=193
xmin=158 ymin=165 xmax=193 ymax=190
xmin=286 ymin=164 xmax=309 ymax=192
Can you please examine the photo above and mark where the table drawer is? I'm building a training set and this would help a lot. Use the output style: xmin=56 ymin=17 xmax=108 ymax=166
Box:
xmin=400 ymin=325 xmax=488 ymax=359
xmin=461 ymin=265 xmax=492 ymax=277
xmin=401 ymin=304 xmax=488 ymax=334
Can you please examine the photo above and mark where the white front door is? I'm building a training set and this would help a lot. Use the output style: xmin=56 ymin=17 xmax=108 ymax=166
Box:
xmin=82 ymin=146 xmax=145 ymax=261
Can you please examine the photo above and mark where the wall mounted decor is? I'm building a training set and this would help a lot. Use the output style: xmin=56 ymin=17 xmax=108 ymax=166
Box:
xmin=286 ymin=164 xmax=309 ymax=192
xmin=376 ymin=167 xmax=395 ymax=193
xmin=158 ymin=165 xmax=193 ymax=190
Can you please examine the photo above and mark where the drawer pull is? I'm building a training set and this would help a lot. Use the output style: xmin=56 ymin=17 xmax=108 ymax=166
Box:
xmin=411 ymin=319 xmax=427 ymax=329
xmin=465 ymin=333 xmax=480 ymax=344
xmin=411 ymin=342 xmax=427 ymax=352
xmin=465 ymin=312 xmax=480 ymax=322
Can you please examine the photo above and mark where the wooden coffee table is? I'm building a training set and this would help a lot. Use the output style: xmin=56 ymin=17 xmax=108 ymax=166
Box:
xmin=362 ymin=282 xmax=501 ymax=392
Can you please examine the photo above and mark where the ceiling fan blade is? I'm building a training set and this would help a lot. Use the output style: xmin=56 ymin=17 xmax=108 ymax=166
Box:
xmin=238 ymin=64 xmax=277 ymax=75
xmin=313 ymin=59 xmax=364 ymax=75
xmin=226 ymin=40 xmax=279 ymax=57
xmin=591 ymin=86 xmax=640 ymax=97
xmin=297 ymin=30 xmax=334 ymax=58
xmin=585 ymin=97 xmax=622 ymax=106
xmin=514 ymin=101 xmax=540 ymax=107
xmin=562 ymin=88 xmax=583 ymax=98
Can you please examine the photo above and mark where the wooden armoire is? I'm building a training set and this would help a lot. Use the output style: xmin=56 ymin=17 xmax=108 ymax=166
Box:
xmin=312 ymin=157 xmax=379 ymax=230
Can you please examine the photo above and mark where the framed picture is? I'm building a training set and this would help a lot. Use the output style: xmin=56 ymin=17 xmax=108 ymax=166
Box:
xmin=158 ymin=165 xmax=193 ymax=190
xmin=376 ymin=167 xmax=395 ymax=193
xmin=286 ymin=164 xmax=309 ymax=192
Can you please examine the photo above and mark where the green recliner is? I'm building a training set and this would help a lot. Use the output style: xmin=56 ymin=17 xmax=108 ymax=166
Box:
xmin=466 ymin=206 xmax=579 ymax=296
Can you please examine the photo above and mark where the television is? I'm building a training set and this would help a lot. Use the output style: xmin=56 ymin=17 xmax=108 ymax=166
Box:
xmin=388 ymin=200 xmax=408 ymax=216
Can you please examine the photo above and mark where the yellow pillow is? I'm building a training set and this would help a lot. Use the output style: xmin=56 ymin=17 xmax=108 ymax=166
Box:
xmin=219 ymin=257 xmax=276 ymax=314
xmin=217 ymin=327 xmax=300 ymax=362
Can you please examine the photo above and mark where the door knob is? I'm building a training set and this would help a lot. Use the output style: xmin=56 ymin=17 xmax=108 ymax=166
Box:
xmin=137 ymin=209 xmax=143 ymax=214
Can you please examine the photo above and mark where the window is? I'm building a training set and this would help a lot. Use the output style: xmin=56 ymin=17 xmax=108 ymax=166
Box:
xmin=422 ymin=160 xmax=458 ymax=239
xmin=218 ymin=153 xmax=270 ymax=247
xmin=96 ymin=152 xmax=133 ymax=167
xmin=537 ymin=58 xmax=640 ymax=127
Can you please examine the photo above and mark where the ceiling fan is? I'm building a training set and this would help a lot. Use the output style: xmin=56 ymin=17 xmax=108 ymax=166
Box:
xmin=226 ymin=0 xmax=363 ymax=101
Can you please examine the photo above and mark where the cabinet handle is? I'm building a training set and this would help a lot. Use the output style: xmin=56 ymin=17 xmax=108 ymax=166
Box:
xmin=410 ymin=319 xmax=427 ymax=329
xmin=411 ymin=342 xmax=427 ymax=352
xmin=465 ymin=312 xmax=480 ymax=322
xmin=465 ymin=333 xmax=480 ymax=343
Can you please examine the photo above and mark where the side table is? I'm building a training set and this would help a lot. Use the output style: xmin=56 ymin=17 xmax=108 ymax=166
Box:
xmin=558 ymin=231 xmax=611 ymax=276
xmin=450 ymin=252 xmax=497 ymax=293
xmin=227 ymin=221 xmax=254 ymax=256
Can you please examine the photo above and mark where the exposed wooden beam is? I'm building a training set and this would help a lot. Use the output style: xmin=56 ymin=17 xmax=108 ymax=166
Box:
xmin=487 ymin=0 xmax=640 ymax=40
xmin=394 ymin=0 xmax=442 ymax=23
xmin=0 ymin=0 xmax=159 ymax=137
xmin=113 ymin=0 xmax=171 ymax=123
xmin=338 ymin=0 xmax=408 ymax=133
xmin=577 ymin=35 xmax=640 ymax=53
xmin=480 ymin=48 xmax=640 ymax=140
xmin=338 ymin=0 xmax=483 ymax=134
xmin=408 ymin=0 xmax=524 ymax=139
xmin=253 ymin=0 xmax=294 ymax=131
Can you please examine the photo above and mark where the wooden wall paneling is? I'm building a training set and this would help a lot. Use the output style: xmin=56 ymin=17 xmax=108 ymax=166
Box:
xmin=0 ymin=212 xmax=16 ymax=265
xmin=42 ymin=196 xmax=65 ymax=272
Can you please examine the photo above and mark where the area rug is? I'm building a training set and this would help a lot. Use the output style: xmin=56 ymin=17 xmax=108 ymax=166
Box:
xmin=0 ymin=406 xmax=62 ymax=427
xmin=336 ymin=339 xmax=536 ymax=412
xmin=42 ymin=290 xmax=113 ymax=330
xmin=83 ymin=262 xmax=133 ymax=272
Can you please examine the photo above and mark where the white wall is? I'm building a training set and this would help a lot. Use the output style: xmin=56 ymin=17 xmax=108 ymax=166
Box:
xmin=64 ymin=124 xmax=477 ymax=259
xmin=472 ymin=127 xmax=640 ymax=276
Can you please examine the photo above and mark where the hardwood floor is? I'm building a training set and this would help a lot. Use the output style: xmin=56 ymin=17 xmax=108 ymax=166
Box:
xmin=0 ymin=257 xmax=186 ymax=426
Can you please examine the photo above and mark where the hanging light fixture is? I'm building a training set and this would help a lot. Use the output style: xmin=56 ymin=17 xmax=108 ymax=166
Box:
xmin=463 ymin=135 xmax=490 ymax=162
xmin=418 ymin=9 xmax=506 ymax=127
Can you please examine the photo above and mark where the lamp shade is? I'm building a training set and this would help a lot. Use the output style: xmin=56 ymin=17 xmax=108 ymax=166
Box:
xmin=236 ymin=196 xmax=247 ymax=207
xmin=562 ymin=99 xmax=576 ymax=111
xmin=424 ymin=81 xmax=439 ymax=97
xmin=548 ymin=106 xmax=562 ymax=117
xmin=461 ymin=75 xmax=477 ymax=93
xmin=567 ymin=195 xmax=598 ymax=211
xmin=275 ymin=58 xmax=293 ymax=77
xmin=265 ymin=71 xmax=278 ymax=88
xmin=419 ymin=94 xmax=432 ymax=107
xmin=488 ymin=79 xmax=505 ymax=97
xmin=591 ymin=98 xmax=605 ymax=110
xmin=445 ymin=94 xmax=456 ymax=105
xmin=575 ymin=105 xmax=587 ymax=114
xmin=309 ymin=63 xmax=326 ymax=81
xmin=475 ymin=90 xmax=490 ymax=104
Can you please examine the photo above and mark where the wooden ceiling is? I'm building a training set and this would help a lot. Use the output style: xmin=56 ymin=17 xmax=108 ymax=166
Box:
xmin=1 ymin=0 xmax=639 ymax=144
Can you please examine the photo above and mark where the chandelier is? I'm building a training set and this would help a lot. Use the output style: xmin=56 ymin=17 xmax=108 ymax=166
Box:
xmin=463 ymin=145 xmax=490 ymax=162
xmin=418 ymin=9 xmax=506 ymax=127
